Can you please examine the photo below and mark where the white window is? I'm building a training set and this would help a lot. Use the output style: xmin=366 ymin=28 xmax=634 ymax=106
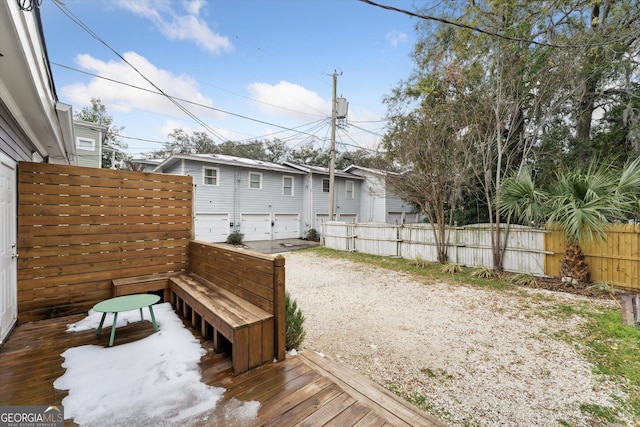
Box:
xmin=283 ymin=176 xmax=294 ymax=196
xmin=249 ymin=172 xmax=262 ymax=190
xmin=76 ymin=137 xmax=95 ymax=150
xmin=322 ymin=178 xmax=330 ymax=193
xmin=345 ymin=180 xmax=354 ymax=199
xmin=203 ymin=167 xmax=218 ymax=186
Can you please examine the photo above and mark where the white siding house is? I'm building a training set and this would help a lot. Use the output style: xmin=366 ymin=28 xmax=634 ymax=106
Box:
xmin=74 ymin=120 xmax=106 ymax=168
xmin=283 ymin=162 xmax=364 ymax=232
xmin=150 ymin=155 xmax=370 ymax=242
xmin=344 ymin=165 xmax=419 ymax=224
xmin=154 ymin=154 xmax=307 ymax=242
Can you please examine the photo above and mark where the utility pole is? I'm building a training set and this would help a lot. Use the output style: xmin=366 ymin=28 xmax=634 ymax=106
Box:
xmin=328 ymin=71 xmax=339 ymax=221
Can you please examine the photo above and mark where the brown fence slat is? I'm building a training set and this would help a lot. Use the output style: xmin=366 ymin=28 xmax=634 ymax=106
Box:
xmin=17 ymin=162 xmax=193 ymax=321
xmin=544 ymin=223 xmax=640 ymax=291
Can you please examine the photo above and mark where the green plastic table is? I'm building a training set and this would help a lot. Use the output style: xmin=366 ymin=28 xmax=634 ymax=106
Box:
xmin=93 ymin=294 xmax=160 ymax=346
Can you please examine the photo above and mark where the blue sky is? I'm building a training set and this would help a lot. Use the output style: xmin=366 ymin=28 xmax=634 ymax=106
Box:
xmin=40 ymin=0 xmax=419 ymax=158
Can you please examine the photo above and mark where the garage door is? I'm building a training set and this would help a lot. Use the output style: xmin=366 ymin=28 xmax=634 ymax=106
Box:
xmin=195 ymin=213 xmax=229 ymax=243
xmin=273 ymin=214 xmax=299 ymax=239
xmin=387 ymin=212 xmax=403 ymax=224
xmin=339 ymin=213 xmax=357 ymax=223
xmin=241 ymin=213 xmax=272 ymax=241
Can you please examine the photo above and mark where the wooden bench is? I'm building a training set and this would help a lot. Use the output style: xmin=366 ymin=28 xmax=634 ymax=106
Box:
xmin=110 ymin=241 xmax=286 ymax=375
xmin=169 ymin=273 xmax=274 ymax=374
xmin=112 ymin=273 xmax=177 ymax=301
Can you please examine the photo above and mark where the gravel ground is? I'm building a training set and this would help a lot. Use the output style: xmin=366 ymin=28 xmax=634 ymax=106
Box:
xmin=284 ymin=251 xmax=632 ymax=426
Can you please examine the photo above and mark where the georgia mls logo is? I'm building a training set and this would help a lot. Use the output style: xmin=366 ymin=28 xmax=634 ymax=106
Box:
xmin=0 ymin=405 xmax=64 ymax=427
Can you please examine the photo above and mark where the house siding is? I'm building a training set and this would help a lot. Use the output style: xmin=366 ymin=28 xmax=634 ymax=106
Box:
xmin=163 ymin=159 xmax=306 ymax=240
xmin=74 ymin=125 xmax=101 ymax=168
xmin=0 ymin=100 xmax=37 ymax=163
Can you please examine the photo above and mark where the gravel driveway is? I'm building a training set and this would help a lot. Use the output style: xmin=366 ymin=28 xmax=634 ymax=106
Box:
xmin=284 ymin=251 xmax=630 ymax=426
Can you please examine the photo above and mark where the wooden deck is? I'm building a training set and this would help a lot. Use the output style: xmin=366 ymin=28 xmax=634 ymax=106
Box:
xmin=0 ymin=314 xmax=444 ymax=427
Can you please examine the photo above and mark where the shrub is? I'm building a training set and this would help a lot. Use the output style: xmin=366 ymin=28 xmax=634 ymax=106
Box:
xmin=471 ymin=267 xmax=495 ymax=279
xmin=409 ymin=255 xmax=430 ymax=269
xmin=510 ymin=273 xmax=538 ymax=287
xmin=226 ymin=231 xmax=244 ymax=245
xmin=285 ymin=291 xmax=306 ymax=350
xmin=305 ymin=228 xmax=320 ymax=241
xmin=440 ymin=263 xmax=461 ymax=274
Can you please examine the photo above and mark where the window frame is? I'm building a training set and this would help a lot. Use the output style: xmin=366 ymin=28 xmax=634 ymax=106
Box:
xmin=322 ymin=177 xmax=330 ymax=193
xmin=345 ymin=180 xmax=355 ymax=199
xmin=249 ymin=171 xmax=262 ymax=190
xmin=282 ymin=175 xmax=294 ymax=196
xmin=202 ymin=167 xmax=219 ymax=186
xmin=76 ymin=137 xmax=95 ymax=151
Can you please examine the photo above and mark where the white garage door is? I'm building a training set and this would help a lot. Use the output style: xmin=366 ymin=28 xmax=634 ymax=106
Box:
xmin=273 ymin=214 xmax=300 ymax=239
xmin=241 ymin=213 xmax=272 ymax=241
xmin=339 ymin=213 xmax=358 ymax=223
xmin=195 ymin=213 xmax=229 ymax=243
xmin=387 ymin=212 xmax=403 ymax=224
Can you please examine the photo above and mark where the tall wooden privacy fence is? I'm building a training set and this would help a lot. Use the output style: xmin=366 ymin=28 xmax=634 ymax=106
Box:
xmin=545 ymin=224 xmax=640 ymax=291
xmin=323 ymin=221 xmax=640 ymax=292
xmin=17 ymin=162 xmax=193 ymax=322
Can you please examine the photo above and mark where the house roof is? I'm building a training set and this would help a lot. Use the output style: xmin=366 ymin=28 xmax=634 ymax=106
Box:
xmin=0 ymin=2 xmax=75 ymax=164
xmin=283 ymin=162 xmax=364 ymax=179
xmin=153 ymin=154 xmax=307 ymax=175
xmin=344 ymin=164 xmax=403 ymax=178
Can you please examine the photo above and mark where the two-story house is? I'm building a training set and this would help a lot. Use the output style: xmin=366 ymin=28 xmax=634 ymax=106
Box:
xmin=153 ymin=154 xmax=308 ymax=242
xmin=344 ymin=165 xmax=420 ymax=224
xmin=152 ymin=154 xmax=370 ymax=242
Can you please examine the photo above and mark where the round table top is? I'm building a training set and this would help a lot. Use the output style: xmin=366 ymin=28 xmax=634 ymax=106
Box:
xmin=93 ymin=294 xmax=161 ymax=313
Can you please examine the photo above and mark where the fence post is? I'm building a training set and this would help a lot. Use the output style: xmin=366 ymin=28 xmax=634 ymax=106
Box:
xmin=620 ymin=294 xmax=636 ymax=326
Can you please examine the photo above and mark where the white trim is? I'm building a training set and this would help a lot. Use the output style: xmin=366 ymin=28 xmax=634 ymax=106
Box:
xmin=76 ymin=137 xmax=96 ymax=151
xmin=202 ymin=166 xmax=219 ymax=186
xmin=345 ymin=180 xmax=355 ymax=199
xmin=282 ymin=175 xmax=294 ymax=196
xmin=322 ymin=177 xmax=330 ymax=193
xmin=249 ymin=171 xmax=262 ymax=190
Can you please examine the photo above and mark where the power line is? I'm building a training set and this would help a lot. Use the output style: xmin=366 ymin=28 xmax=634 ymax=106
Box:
xmin=52 ymin=1 xmax=228 ymax=143
xmin=51 ymin=62 xmax=329 ymax=139
xmin=359 ymin=0 xmax=639 ymax=49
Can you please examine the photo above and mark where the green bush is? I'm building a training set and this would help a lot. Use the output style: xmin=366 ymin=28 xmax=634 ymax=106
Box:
xmin=285 ymin=291 xmax=306 ymax=350
xmin=305 ymin=228 xmax=320 ymax=241
xmin=226 ymin=231 xmax=244 ymax=245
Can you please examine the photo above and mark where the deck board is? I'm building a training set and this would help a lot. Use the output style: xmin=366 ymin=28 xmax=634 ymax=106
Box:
xmin=0 ymin=314 xmax=444 ymax=426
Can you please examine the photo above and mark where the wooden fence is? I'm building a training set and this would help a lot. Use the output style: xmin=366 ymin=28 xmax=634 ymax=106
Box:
xmin=323 ymin=222 xmax=548 ymax=275
xmin=17 ymin=162 xmax=193 ymax=322
xmin=546 ymin=224 xmax=640 ymax=291
xmin=323 ymin=221 xmax=640 ymax=291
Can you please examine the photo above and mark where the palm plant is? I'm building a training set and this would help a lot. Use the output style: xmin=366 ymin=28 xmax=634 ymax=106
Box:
xmin=500 ymin=159 xmax=640 ymax=287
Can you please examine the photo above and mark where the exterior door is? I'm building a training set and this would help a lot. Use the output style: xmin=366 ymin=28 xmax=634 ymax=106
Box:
xmin=0 ymin=152 xmax=17 ymax=344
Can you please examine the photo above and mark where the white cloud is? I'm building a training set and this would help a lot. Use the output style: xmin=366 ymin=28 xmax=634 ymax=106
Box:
xmin=61 ymin=52 xmax=221 ymax=121
xmin=116 ymin=0 xmax=232 ymax=55
xmin=247 ymin=81 xmax=329 ymax=121
xmin=386 ymin=30 xmax=408 ymax=48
